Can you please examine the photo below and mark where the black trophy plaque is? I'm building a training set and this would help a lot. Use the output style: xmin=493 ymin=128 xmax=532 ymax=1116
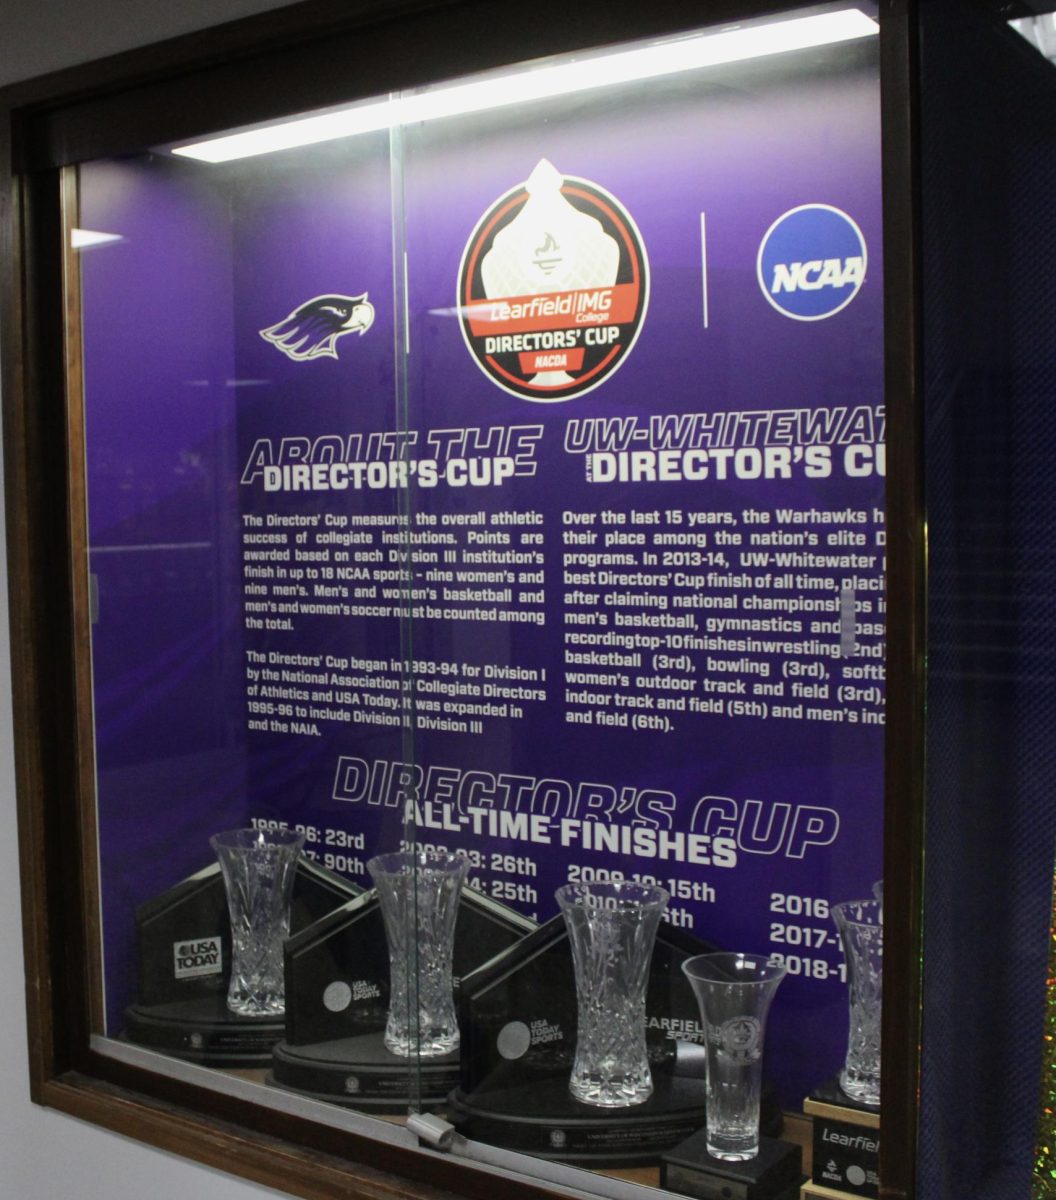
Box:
xmin=271 ymin=1035 xmax=460 ymax=1110
xmin=661 ymin=1130 xmax=804 ymax=1200
xmin=803 ymin=1077 xmax=880 ymax=1199
xmin=268 ymin=886 xmax=536 ymax=1110
xmin=448 ymin=916 xmax=781 ymax=1164
xmin=124 ymin=856 xmax=361 ymax=1066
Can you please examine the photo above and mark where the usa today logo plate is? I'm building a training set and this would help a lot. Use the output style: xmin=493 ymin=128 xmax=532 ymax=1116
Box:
xmin=757 ymin=204 xmax=866 ymax=321
xmin=173 ymin=936 xmax=222 ymax=980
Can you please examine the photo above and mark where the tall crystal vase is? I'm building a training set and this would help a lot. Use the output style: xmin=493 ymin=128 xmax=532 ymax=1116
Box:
xmin=832 ymin=898 xmax=883 ymax=1107
xmin=682 ymin=953 xmax=787 ymax=1161
xmin=210 ymin=827 xmax=305 ymax=1017
xmin=556 ymin=881 xmax=669 ymax=1107
xmin=367 ymin=849 xmax=468 ymax=1057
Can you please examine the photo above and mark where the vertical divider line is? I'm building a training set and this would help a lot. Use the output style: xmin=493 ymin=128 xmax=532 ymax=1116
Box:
xmin=404 ymin=250 xmax=411 ymax=357
xmin=700 ymin=211 xmax=709 ymax=329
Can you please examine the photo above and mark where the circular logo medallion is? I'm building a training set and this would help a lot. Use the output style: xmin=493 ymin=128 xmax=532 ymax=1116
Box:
xmin=717 ymin=1016 xmax=763 ymax=1063
xmin=458 ymin=158 xmax=649 ymax=402
xmin=757 ymin=203 xmax=867 ymax=321
xmin=496 ymin=1020 xmax=532 ymax=1061
xmin=323 ymin=981 xmax=352 ymax=1013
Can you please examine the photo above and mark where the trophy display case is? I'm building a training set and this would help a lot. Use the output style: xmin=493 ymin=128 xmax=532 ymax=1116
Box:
xmin=3 ymin=1 xmax=1054 ymax=1199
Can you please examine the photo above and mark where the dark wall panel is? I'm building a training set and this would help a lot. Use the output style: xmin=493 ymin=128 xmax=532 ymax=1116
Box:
xmin=919 ymin=4 xmax=1056 ymax=1197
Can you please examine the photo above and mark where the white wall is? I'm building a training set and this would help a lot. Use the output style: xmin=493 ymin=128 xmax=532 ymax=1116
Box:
xmin=0 ymin=5 xmax=309 ymax=1196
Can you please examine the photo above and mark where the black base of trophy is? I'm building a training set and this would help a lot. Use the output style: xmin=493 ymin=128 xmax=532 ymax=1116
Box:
xmin=447 ymin=1074 xmax=712 ymax=1165
xmin=269 ymin=1032 xmax=461 ymax=1112
xmin=806 ymin=1075 xmax=880 ymax=1117
xmin=661 ymin=1131 xmax=804 ymax=1200
xmin=123 ymin=995 xmax=285 ymax=1067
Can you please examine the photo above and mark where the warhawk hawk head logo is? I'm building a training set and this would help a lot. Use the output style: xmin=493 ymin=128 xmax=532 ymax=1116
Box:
xmin=260 ymin=293 xmax=375 ymax=361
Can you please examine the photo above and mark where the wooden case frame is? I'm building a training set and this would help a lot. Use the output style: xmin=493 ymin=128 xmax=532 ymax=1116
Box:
xmin=0 ymin=2 xmax=925 ymax=1198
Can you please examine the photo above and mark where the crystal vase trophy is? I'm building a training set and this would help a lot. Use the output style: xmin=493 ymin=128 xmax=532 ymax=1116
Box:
xmin=556 ymin=881 xmax=669 ymax=1107
xmin=681 ymin=953 xmax=787 ymax=1162
xmin=832 ymin=898 xmax=883 ymax=1107
xmin=210 ymin=827 xmax=305 ymax=1016
xmin=368 ymin=849 xmax=468 ymax=1056
xmin=799 ymin=898 xmax=882 ymax=1198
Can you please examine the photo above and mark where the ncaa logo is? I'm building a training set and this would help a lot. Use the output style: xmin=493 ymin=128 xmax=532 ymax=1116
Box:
xmin=757 ymin=204 xmax=866 ymax=321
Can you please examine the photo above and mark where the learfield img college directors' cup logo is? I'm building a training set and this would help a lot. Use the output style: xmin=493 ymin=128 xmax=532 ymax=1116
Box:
xmin=458 ymin=160 xmax=649 ymax=402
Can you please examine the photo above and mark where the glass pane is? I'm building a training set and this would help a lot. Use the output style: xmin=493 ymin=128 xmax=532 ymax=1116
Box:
xmin=73 ymin=2 xmax=886 ymax=1194
xmin=399 ymin=1 xmax=885 ymax=1185
xmin=78 ymin=131 xmax=419 ymax=1108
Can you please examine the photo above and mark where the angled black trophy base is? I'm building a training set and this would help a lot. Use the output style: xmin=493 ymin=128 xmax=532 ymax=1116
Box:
xmin=269 ymin=1032 xmax=460 ymax=1112
xmin=123 ymin=995 xmax=285 ymax=1067
xmin=125 ymin=855 xmax=362 ymax=1065
xmin=661 ymin=1131 xmax=803 ymax=1200
xmin=447 ymin=1074 xmax=708 ymax=1165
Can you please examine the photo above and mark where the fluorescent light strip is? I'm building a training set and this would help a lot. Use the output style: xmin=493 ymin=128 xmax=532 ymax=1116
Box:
xmin=71 ymin=228 xmax=123 ymax=248
xmin=172 ymin=9 xmax=878 ymax=163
